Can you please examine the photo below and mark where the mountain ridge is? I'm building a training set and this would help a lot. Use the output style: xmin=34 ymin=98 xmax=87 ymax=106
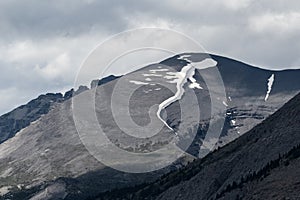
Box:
xmin=0 ymin=53 xmax=299 ymax=199
xmin=1 ymin=53 xmax=298 ymax=146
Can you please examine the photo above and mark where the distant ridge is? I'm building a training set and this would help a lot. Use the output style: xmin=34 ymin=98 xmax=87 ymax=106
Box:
xmin=0 ymin=74 xmax=118 ymax=144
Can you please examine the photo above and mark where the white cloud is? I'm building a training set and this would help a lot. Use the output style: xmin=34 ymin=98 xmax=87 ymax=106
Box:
xmin=126 ymin=16 xmax=174 ymax=30
xmin=221 ymin=0 xmax=253 ymax=10
xmin=249 ymin=12 xmax=300 ymax=35
xmin=0 ymin=31 xmax=110 ymax=114
xmin=34 ymin=53 xmax=71 ymax=80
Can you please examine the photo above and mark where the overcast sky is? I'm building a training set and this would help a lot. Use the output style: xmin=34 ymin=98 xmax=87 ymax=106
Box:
xmin=0 ymin=0 xmax=300 ymax=114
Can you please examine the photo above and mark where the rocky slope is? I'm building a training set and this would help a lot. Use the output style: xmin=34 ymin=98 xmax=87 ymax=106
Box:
xmin=0 ymin=93 xmax=64 ymax=144
xmin=0 ymin=85 xmax=89 ymax=145
xmin=95 ymin=92 xmax=300 ymax=200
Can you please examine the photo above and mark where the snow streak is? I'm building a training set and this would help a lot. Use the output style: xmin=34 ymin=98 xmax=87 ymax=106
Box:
xmin=265 ymin=74 xmax=275 ymax=101
xmin=157 ymin=54 xmax=217 ymax=132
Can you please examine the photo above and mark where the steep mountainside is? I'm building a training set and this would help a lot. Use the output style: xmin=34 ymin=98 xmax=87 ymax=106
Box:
xmin=0 ymin=53 xmax=299 ymax=199
xmin=97 ymin=92 xmax=300 ymax=200
xmin=0 ymin=86 xmax=89 ymax=145
xmin=0 ymin=93 xmax=64 ymax=144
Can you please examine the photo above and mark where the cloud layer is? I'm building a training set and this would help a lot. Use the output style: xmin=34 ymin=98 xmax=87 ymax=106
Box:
xmin=0 ymin=0 xmax=299 ymax=114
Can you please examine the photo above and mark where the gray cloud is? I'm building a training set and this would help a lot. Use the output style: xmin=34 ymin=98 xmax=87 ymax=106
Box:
xmin=0 ymin=0 xmax=128 ymax=39
xmin=0 ymin=0 xmax=299 ymax=114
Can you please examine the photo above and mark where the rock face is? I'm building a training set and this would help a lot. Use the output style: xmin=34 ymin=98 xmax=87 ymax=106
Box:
xmin=0 ymin=85 xmax=92 ymax=145
xmin=90 ymin=75 xmax=120 ymax=89
xmin=0 ymin=93 xmax=64 ymax=144
xmin=0 ymin=53 xmax=299 ymax=199
xmin=96 ymin=92 xmax=300 ymax=200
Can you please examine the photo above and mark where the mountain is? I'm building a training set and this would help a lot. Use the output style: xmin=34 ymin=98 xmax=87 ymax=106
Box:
xmin=0 ymin=53 xmax=299 ymax=199
xmin=0 ymin=93 xmax=64 ymax=144
xmin=95 ymin=91 xmax=300 ymax=200
xmin=0 ymin=86 xmax=89 ymax=145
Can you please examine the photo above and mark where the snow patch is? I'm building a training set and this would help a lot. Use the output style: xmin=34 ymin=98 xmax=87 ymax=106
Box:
xmin=157 ymin=63 xmax=195 ymax=131
xmin=177 ymin=55 xmax=191 ymax=59
xmin=188 ymin=72 xmax=203 ymax=89
xmin=231 ymin=120 xmax=236 ymax=126
xmin=17 ymin=184 xmax=24 ymax=190
xmin=157 ymin=55 xmax=218 ymax=132
xmin=145 ymin=78 xmax=152 ymax=81
xmin=193 ymin=58 xmax=217 ymax=69
xmin=265 ymin=74 xmax=275 ymax=101
xmin=164 ymin=72 xmax=178 ymax=80
xmin=142 ymin=74 xmax=162 ymax=77
xmin=222 ymin=101 xmax=228 ymax=107
xmin=129 ymin=80 xmax=149 ymax=85
xmin=189 ymin=82 xmax=202 ymax=89
xmin=149 ymin=69 xmax=169 ymax=73
xmin=178 ymin=55 xmax=217 ymax=69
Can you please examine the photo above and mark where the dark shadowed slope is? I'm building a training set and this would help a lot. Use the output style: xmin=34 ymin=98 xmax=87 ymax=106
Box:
xmin=211 ymin=54 xmax=300 ymax=96
xmin=96 ymin=92 xmax=300 ymax=200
